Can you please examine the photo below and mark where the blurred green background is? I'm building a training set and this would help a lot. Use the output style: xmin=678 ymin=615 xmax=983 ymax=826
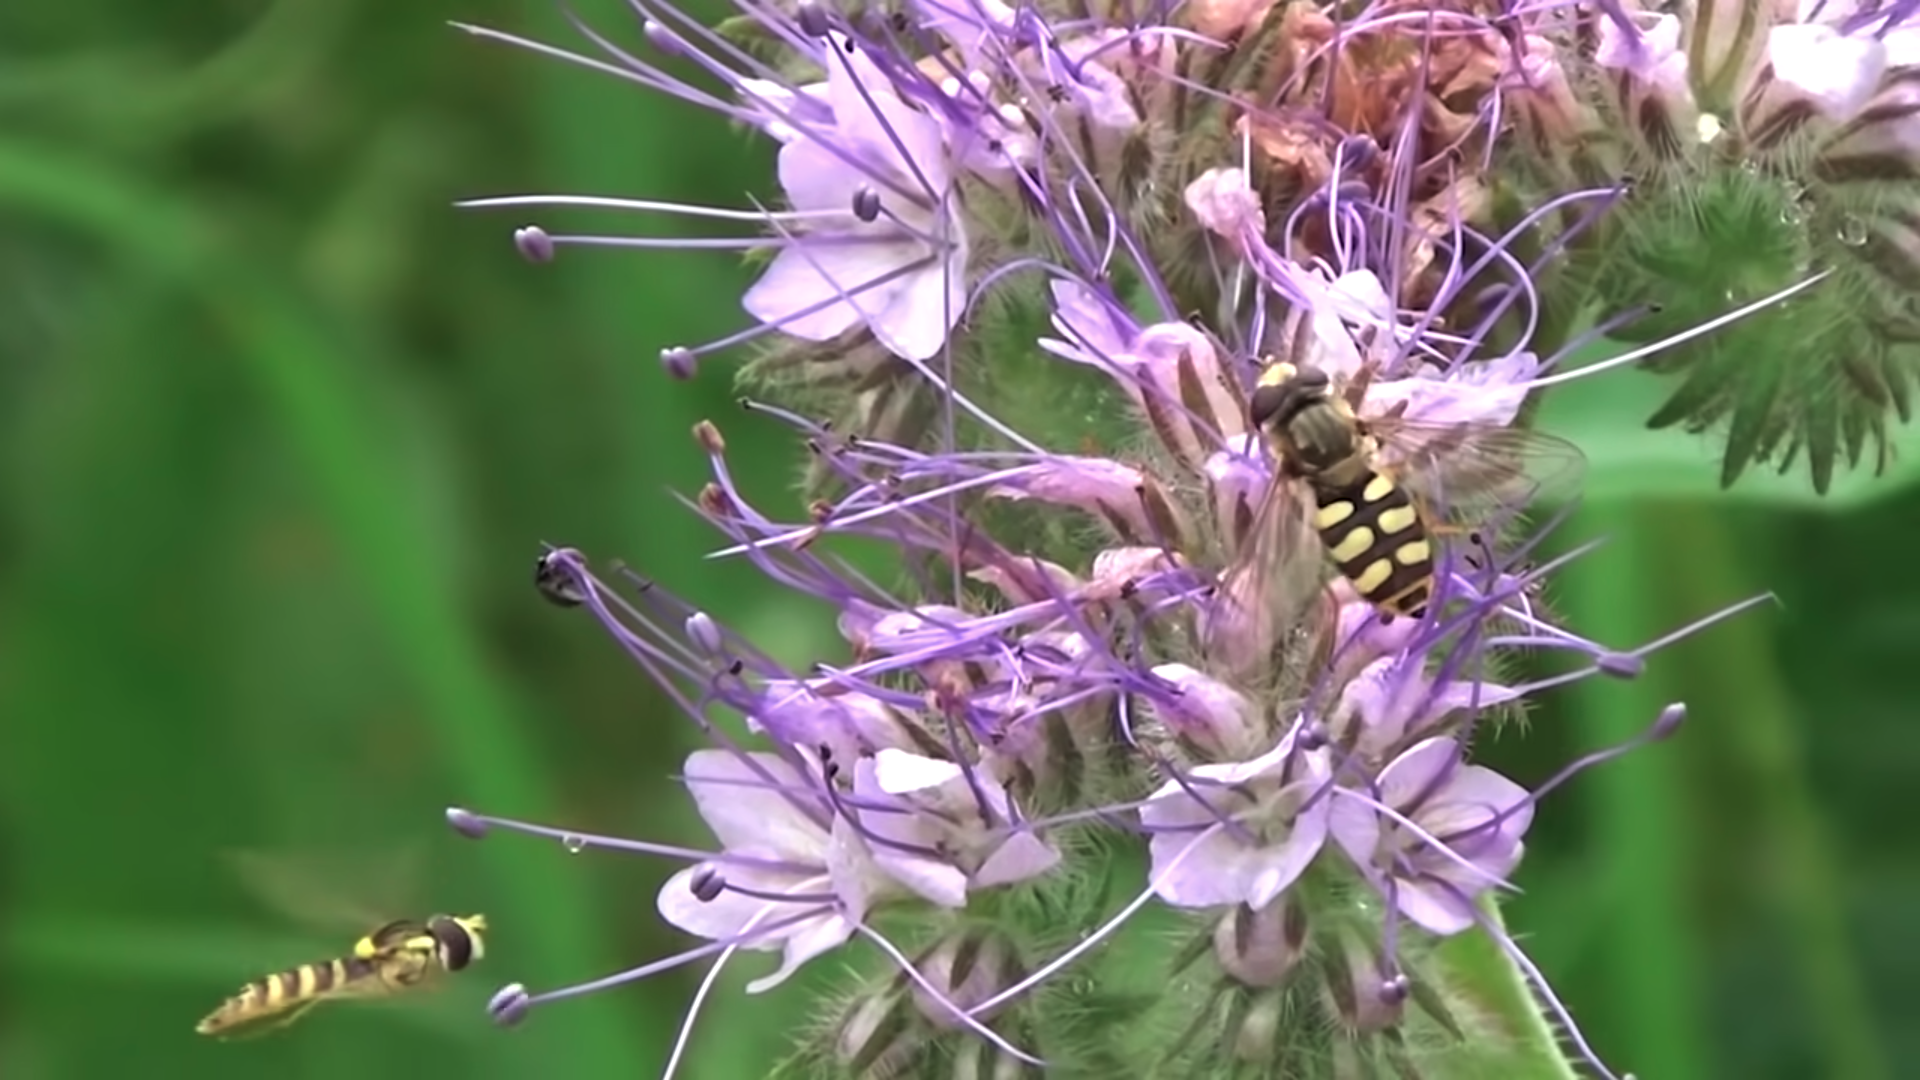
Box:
xmin=2 ymin=3 xmax=1914 ymax=1079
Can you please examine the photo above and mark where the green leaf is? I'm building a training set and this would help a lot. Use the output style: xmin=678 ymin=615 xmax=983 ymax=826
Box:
xmin=1536 ymin=368 xmax=1920 ymax=509
xmin=1417 ymin=902 xmax=1582 ymax=1080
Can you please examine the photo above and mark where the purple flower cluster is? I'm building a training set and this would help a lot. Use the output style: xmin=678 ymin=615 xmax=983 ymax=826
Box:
xmin=448 ymin=0 xmax=1779 ymax=1075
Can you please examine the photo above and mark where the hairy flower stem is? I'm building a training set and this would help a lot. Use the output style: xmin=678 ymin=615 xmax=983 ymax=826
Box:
xmin=1421 ymin=901 xmax=1579 ymax=1080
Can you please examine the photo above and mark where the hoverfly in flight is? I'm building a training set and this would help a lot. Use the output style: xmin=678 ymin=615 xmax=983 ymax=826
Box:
xmin=196 ymin=849 xmax=487 ymax=1039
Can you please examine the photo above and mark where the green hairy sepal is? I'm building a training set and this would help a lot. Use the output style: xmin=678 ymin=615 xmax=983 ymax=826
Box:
xmin=1564 ymin=148 xmax=1919 ymax=493
xmin=766 ymin=852 xmax=1587 ymax=1079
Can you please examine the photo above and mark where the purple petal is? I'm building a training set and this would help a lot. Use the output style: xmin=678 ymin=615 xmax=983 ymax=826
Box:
xmin=749 ymin=912 xmax=859 ymax=993
xmin=1374 ymin=737 xmax=1464 ymax=810
xmin=973 ymin=831 xmax=1063 ymax=887
xmin=1425 ymin=763 xmax=1534 ymax=840
xmin=657 ymin=856 xmax=825 ymax=945
xmin=988 ymin=456 xmax=1149 ymax=522
xmin=1393 ymin=875 xmax=1478 ymax=937
xmin=741 ymin=236 xmax=914 ymax=342
xmin=824 ymin=40 xmax=951 ymax=195
xmin=1328 ymin=791 xmax=1383 ymax=872
xmin=684 ymin=750 xmax=827 ymax=860
xmin=869 ymin=249 xmax=967 ymax=361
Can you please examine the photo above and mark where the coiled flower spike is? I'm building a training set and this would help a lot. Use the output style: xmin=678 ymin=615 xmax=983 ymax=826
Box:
xmin=440 ymin=1 xmax=1805 ymax=1077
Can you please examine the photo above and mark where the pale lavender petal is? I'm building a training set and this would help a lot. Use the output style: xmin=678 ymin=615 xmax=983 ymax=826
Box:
xmin=871 ymin=748 xmax=963 ymax=795
xmin=775 ymin=134 xmax=863 ymax=215
xmin=747 ymin=913 xmax=859 ymax=993
xmin=988 ymin=456 xmax=1149 ymax=518
xmin=1374 ymin=737 xmax=1462 ymax=810
xmin=1247 ymin=785 xmax=1330 ymax=909
xmin=1328 ymin=793 xmax=1382 ymax=872
xmin=1043 ymin=278 xmax=1133 ymax=368
xmin=1394 ymin=875 xmax=1477 ymax=936
xmin=826 ymin=819 xmax=896 ymax=922
xmin=972 ymin=831 xmax=1063 ymax=887
xmin=741 ymin=238 xmax=911 ymax=342
xmin=1769 ymin=23 xmax=1886 ymax=120
xmin=825 ymin=39 xmax=951 ymax=195
xmin=1428 ymin=764 xmax=1533 ymax=839
xmin=869 ymin=248 xmax=966 ymax=361
xmin=657 ymin=858 xmax=823 ymax=944
xmin=683 ymin=750 xmax=826 ymax=860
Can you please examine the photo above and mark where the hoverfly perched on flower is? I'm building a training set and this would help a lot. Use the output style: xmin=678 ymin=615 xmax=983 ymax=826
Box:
xmin=196 ymin=849 xmax=487 ymax=1039
xmin=1237 ymin=353 xmax=1584 ymax=622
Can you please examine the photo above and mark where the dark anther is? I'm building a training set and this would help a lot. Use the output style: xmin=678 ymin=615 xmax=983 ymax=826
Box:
xmin=795 ymin=0 xmax=834 ymax=38
xmin=488 ymin=984 xmax=532 ymax=1027
xmin=690 ymin=864 xmax=727 ymax=902
xmin=660 ymin=346 xmax=698 ymax=380
xmin=852 ymin=185 xmax=882 ymax=222
xmin=534 ymin=552 xmax=585 ymax=608
xmin=446 ymin=808 xmax=489 ymax=838
xmin=513 ymin=226 xmax=555 ymax=264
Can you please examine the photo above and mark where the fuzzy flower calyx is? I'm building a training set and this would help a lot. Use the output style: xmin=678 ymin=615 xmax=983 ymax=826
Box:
xmin=1509 ymin=0 xmax=1920 ymax=492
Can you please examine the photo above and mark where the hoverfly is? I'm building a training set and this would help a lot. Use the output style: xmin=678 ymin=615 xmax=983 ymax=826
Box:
xmin=534 ymin=547 xmax=585 ymax=607
xmin=1236 ymin=355 xmax=1582 ymax=622
xmin=196 ymin=850 xmax=487 ymax=1040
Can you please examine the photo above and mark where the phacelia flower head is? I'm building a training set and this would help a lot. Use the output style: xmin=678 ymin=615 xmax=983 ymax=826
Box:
xmin=442 ymin=1 xmax=1790 ymax=1077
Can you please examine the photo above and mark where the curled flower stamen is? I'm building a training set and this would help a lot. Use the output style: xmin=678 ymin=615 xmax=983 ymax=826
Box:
xmin=1518 ymin=272 xmax=1835 ymax=392
xmin=848 ymin=922 xmax=1047 ymax=1066
xmin=1466 ymin=703 xmax=1688 ymax=841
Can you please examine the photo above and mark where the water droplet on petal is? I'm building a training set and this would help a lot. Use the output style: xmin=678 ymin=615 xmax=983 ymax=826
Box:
xmin=1838 ymin=214 xmax=1869 ymax=246
xmin=561 ymin=834 xmax=587 ymax=854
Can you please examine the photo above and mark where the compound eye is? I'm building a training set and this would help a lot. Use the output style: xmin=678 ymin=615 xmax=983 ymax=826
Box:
xmin=427 ymin=916 xmax=476 ymax=971
xmin=1249 ymin=383 xmax=1291 ymax=429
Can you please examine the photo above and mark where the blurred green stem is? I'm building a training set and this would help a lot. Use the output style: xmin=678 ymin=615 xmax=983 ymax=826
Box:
xmin=0 ymin=140 xmax=648 ymax=1072
xmin=1559 ymin=502 xmax=1710 ymax=1080
xmin=1424 ymin=902 xmax=1580 ymax=1080
xmin=1646 ymin=506 xmax=1888 ymax=1080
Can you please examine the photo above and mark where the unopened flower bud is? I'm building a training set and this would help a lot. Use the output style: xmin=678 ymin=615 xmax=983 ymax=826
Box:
xmin=1212 ymin=897 xmax=1306 ymax=988
xmin=950 ymin=1034 xmax=1043 ymax=1080
xmin=1144 ymin=663 xmax=1265 ymax=761
xmin=834 ymin=985 xmax=917 ymax=1075
xmin=1230 ymin=987 xmax=1286 ymax=1062
xmin=1322 ymin=930 xmax=1405 ymax=1034
xmin=910 ymin=931 xmax=1021 ymax=1029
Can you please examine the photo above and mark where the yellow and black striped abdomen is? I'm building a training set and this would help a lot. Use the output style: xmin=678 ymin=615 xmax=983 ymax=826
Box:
xmin=196 ymin=955 xmax=380 ymax=1037
xmin=1310 ymin=471 xmax=1433 ymax=619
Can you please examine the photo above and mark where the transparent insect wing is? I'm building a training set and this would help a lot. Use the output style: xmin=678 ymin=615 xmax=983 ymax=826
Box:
xmin=223 ymin=845 xmax=426 ymax=938
xmin=1365 ymin=419 xmax=1587 ymax=525
xmin=1214 ymin=461 xmax=1330 ymax=658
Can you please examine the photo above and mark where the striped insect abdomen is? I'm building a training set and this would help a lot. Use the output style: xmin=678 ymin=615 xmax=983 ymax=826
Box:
xmin=1310 ymin=470 xmax=1433 ymax=619
xmin=197 ymin=955 xmax=378 ymax=1036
